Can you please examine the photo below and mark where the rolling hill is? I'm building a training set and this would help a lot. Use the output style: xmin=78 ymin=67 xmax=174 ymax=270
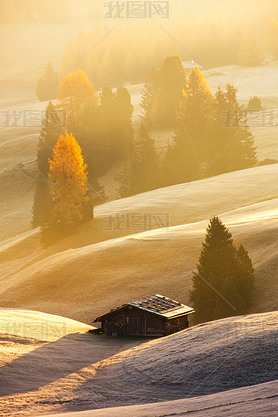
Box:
xmin=0 ymin=308 xmax=277 ymax=416
xmin=0 ymin=168 xmax=277 ymax=323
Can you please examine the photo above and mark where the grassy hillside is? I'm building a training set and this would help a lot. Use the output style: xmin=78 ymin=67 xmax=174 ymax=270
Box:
xmin=0 ymin=188 xmax=277 ymax=323
xmin=0 ymin=309 xmax=277 ymax=415
xmin=43 ymin=380 xmax=278 ymax=417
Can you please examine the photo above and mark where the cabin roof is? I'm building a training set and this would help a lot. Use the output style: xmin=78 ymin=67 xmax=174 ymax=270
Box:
xmin=182 ymin=60 xmax=203 ymax=70
xmin=94 ymin=294 xmax=194 ymax=321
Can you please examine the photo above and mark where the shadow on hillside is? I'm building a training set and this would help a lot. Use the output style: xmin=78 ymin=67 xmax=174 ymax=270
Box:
xmin=0 ymin=331 xmax=140 ymax=397
xmin=64 ymin=328 xmax=278 ymax=412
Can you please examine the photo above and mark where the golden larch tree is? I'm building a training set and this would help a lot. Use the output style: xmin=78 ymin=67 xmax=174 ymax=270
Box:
xmin=48 ymin=132 xmax=92 ymax=229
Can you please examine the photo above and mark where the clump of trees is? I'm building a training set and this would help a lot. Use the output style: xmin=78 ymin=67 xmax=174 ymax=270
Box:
xmin=160 ymin=66 xmax=257 ymax=186
xmin=190 ymin=217 xmax=255 ymax=322
xmin=32 ymin=59 xmax=259 ymax=245
xmin=56 ymin=10 xmax=278 ymax=89
xmin=79 ymin=84 xmax=134 ymax=175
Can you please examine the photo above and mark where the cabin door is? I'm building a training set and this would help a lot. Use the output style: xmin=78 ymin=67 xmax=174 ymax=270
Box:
xmin=126 ymin=316 xmax=146 ymax=335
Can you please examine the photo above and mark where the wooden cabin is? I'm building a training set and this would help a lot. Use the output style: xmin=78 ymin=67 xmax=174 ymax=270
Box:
xmin=93 ymin=294 xmax=195 ymax=337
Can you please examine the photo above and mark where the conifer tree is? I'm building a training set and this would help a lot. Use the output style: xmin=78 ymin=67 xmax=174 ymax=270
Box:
xmin=140 ymin=68 xmax=159 ymax=127
xmin=190 ymin=217 xmax=255 ymax=322
xmin=32 ymin=102 xmax=63 ymax=230
xmin=47 ymin=132 xmax=93 ymax=235
xmin=116 ymin=161 xmax=131 ymax=198
xmin=37 ymin=101 xmax=63 ymax=176
xmin=209 ymin=84 xmax=257 ymax=175
xmin=239 ymin=124 xmax=257 ymax=168
xmin=99 ymin=86 xmax=116 ymax=167
xmin=36 ymin=62 xmax=58 ymax=102
xmin=155 ymin=56 xmax=186 ymax=128
xmin=89 ymin=168 xmax=107 ymax=206
xmin=130 ymin=122 xmax=160 ymax=195
xmin=112 ymin=87 xmax=134 ymax=162
xmin=179 ymin=67 xmax=215 ymax=162
xmin=238 ymin=29 xmax=264 ymax=66
xmin=162 ymin=130 xmax=199 ymax=186
xmin=163 ymin=67 xmax=214 ymax=185
xmin=235 ymin=244 xmax=255 ymax=312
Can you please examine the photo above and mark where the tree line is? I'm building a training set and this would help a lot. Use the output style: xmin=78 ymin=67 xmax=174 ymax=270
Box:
xmin=36 ymin=13 xmax=278 ymax=101
xmin=126 ymin=57 xmax=257 ymax=195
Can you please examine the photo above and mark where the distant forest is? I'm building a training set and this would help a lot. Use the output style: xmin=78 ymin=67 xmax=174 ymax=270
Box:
xmin=2 ymin=1 xmax=278 ymax=77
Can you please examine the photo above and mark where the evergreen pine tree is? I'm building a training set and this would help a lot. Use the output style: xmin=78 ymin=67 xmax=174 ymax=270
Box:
xmin=239 ymin=124 xmax=257 ymax=168
xmin=130 ymin=122 xmax=160 ymax=194
xmin=162 ymin=67 xmax=214 ymax=185
xmin=190 ymin=217 xmax=255 ymax=322
xmin=235 ymin=244 xmax=255 ymax=312
xmin=112 ymin=87 xmax=134 ymax=162
xmin=209 ymin=84 xmax=257 ymax=176
xmin=238 ymin=29 xmax=264 ymax=67
xmin=155 ymin=56 xmax=186 ymax=128
xmin=89 ymin=168 xmax=107 ymax=206
xmin=32 ymin=102 xmax=63 ymax=230
xmin=36 ymin=62 xmax=58 ymax=102
xmin=162 ymin=129 xmax=199 ymax=186
xmin=140 ymin=67 xmax=159 ymax=127
xmin=116 ymin=161 xmax=131 ymax=198
xmin=179 ymin=67 xmax=215 ymax=163
xmin=37 ymin=101 xmax=63 ymax=176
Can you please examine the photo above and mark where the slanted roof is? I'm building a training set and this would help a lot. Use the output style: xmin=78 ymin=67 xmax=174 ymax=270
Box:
xmin=94 ymin=294 xmax=194 ymax=322
xmin=182 ymin=60 xmax=204 ymax=70
xmin=129 ymin=294 xmax=194 ymax=318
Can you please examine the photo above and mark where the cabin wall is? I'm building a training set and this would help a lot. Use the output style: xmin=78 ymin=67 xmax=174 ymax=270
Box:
xmin=100 ymin=307 xmax=190 ymax=337
xmin=166 ymin=315 xmax=189 ymax=335
xmin=101 ymin=307 xmax=167 ymax=337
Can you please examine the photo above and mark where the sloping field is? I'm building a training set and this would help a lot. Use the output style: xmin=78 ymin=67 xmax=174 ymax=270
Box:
xmin=0 ymin=192 xmax=277 ymax=323
xmin=0 ymin=309 xmax=277 ymax=416
xmin=42 ymin=380 xmax=278 ymax=417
